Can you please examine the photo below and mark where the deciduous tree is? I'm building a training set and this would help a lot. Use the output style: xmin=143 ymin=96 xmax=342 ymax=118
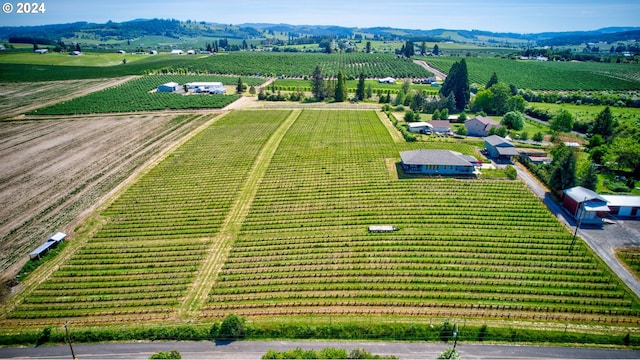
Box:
xmin=501 ymin=111 xmax=524 ymax=131
xmin=550 ymin=109 xmax=574 ymax=133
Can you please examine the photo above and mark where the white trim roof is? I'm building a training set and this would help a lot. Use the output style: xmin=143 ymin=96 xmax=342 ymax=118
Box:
xmin=600 ymin=195 xmax=640 ymax=207
xmin=563 ymin=186 xmax=608 ymax=203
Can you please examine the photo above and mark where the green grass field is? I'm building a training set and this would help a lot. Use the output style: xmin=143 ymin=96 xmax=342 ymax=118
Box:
xmin=527 ymin=102 xmax=640 ymax=126
xmin=5 ymin=110 xmax=638 ymax=330
xmin=424 ymin=57 xmax=640 ymax=90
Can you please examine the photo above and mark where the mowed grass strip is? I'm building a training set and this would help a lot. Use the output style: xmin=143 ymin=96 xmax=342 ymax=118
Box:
xmin=205 ymin=110 xmax=640 ymax=324
xmin=7 ymin=110 xmax=291 ymax=324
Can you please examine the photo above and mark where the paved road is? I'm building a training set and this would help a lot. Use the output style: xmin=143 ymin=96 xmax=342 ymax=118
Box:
xmin=1 ymin=340 xmax=639 ymax=360
xmin=413 ymin=60 xmax=448 ymax=79
xmin=513 ymin=163 xmax=640 ymax=299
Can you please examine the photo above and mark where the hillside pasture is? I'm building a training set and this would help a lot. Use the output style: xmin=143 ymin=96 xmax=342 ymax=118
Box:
xmin=425 ymin=57 xmax=640 ymax=91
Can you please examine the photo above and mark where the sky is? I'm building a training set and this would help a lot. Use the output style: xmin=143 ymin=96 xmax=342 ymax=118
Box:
xmin=2 ymin=0 xmax=639 ymax=34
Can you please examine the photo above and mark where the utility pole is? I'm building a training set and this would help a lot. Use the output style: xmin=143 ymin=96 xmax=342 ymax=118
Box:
xmin=570 ymin=198 xmax=586 ymax=253
xmin=63 ymin=321 xmax=77 ymax=360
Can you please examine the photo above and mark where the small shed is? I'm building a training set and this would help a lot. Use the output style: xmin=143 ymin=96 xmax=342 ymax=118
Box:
xmin=562 ymin=186 xmax=609 ymax=224
xmin=29 ymin=232 xmax=66 ymax=260
xmin=601 ymin=195 xmax=640 ymax=218
xmin=157 ymin=82 xmax=179 ymax=93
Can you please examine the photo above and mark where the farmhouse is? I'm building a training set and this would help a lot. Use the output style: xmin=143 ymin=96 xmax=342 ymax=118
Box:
xmin=157 ymin=82 xmax=179 ymax=93
xmin=600 ymin=195 xmax=640 ymax=218
xmin=484 ymin=135 xmax=518 ymax=161
xmin=465 ymin=115 xmax=501 ymax=137
xmin=429 ymin=120 xmax=451 ymax=135
xmin=562 ymin=186 xmax=610 ymax=224
xmin=407 ymin=122 xmax=433 ymax=134
xmin=400 ymin=149 xmax=476 ymax=176
xmin=29 ymin=232 xmax=66 ymax=260
xmin=378 ymin=77 xmax=396 ymax=84
xmin=185 ymin=82 xmax=227 ymax=94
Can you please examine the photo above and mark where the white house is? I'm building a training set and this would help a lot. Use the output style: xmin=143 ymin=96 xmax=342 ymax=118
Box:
xmin=400 ymin=149 xmax=476 ymax=176
xmin=157 ymin=82 xmax=179 ymax=92
xmin=407 ymin=122 xmax=433 ymax=134
xmin=170 ymin=49 xmax=184 ymax=55
xmin=429 ymin=120 xmax=451 ymax=135
xmin=378 ymin=77 xmax=396 ymax=84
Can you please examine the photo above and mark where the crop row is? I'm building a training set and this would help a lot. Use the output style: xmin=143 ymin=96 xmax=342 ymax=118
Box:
xmin=26 ymin=74 xmax=261 ymax=115
xmin=10 ymin=110 xmax=292 ymax=321
xmin=424 ymin=57 xmax=640 ymax=91
xmin=153 ymin=52 xmax=433 ymax=79
xmin=206 ymin=110 xmax=639 ymax=323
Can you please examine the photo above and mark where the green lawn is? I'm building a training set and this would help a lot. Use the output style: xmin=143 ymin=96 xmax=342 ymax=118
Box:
xmin=528 ymin=102 xmax=640 ymax=127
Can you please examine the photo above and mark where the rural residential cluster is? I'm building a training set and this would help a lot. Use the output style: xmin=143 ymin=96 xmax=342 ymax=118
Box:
xmin=0 ymin=15 xmax=639 ymax=359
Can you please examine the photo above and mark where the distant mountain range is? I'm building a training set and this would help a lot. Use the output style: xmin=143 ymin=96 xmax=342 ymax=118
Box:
xmin=1 ymin=18 xmax=638 ymax=47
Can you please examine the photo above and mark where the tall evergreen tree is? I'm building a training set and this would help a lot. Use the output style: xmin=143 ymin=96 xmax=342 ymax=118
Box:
xmin=549 ymin=147 xmax=577 ymax=191
xmin=310 ymin=65 xmax=326 ymax=101
xmin=591 ymin=106 xmax=615 ymax=140
xmin=580 ymin=163 xmax=598 ymax=191
xmin=486 ymin=72 xmax=499 ymax=89
xmin=334 ymin=70 xmax=347 ymax=102
xmin=440 ymin=59 xmax=469 ymax=112
xmin=236 ymin=77 xmax=244 ymax=94
xmin=355 ymin=72 xmax=366 ymax=101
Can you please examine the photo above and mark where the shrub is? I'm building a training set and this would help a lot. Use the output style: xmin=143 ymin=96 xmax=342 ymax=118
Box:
xmin=505 ymin=165 xmax=517 ymax=179
xmin=217 ymin=314 xmax=246 ymax=340
xmin=439 ymin=321 xmax=454 ymax=343
xmin=437 ymin=348 xmax=460 ymax=360
xmin=149 ymin=350 xmax=181 ymax=359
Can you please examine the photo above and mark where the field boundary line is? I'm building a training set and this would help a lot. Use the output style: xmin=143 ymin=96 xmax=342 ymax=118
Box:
xmin=0 ymin=113 xmax=222 ymax=320
xmin=179 ymin=109 xmax=301 ymax=319
xmin=376 ymin=111 xmax=404 ymax=143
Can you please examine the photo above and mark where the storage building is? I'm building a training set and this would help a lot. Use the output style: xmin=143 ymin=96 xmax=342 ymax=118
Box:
xmin=29 ymin=232 xmax=66 ymax=260
xmin=562 ymin=186 xmax=610 ymax=224
xmin=484 ymin=135 xmax=518 ymax=161
xmin=157 ymin=82 xmax=179 ymax=93
xmin=600 ymin=195 xmax=640 ymax=218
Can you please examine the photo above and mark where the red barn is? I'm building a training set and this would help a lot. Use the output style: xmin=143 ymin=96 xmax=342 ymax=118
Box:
xmin=562 ymin=186 xmax=609 ymax=224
